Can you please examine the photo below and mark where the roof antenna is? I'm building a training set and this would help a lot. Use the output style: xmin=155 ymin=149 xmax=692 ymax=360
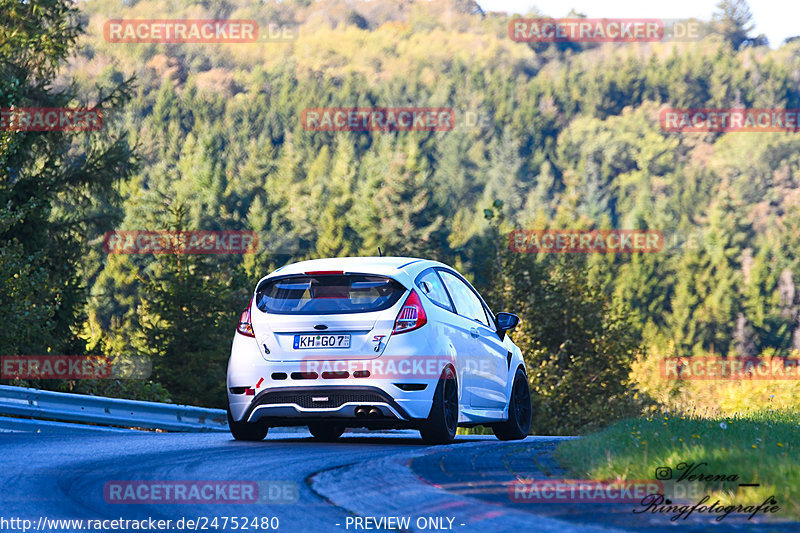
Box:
xmin=378 ymin=247 xmax=383 ymax=257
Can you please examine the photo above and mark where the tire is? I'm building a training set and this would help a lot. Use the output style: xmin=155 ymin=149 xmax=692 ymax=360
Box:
xmin=227 ymin=404 xmax=269 ymax=441
xmin=308 ymin=423 xmax=345 ymax=441
xmin=419 ymin=366 xmax=459 ymax=445
xmin=492 ymin=368 xmax=531 ymax=441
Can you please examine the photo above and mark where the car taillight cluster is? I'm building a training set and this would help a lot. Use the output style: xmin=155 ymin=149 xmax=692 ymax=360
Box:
xmin=392 ymin=290 xmax=427 ymax=334
xmin=236 ymin=298 xmax=255 ymax=337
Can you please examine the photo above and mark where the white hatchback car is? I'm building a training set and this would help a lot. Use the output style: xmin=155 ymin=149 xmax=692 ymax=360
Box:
xmin=226 ymin=256 xmax=531 ymax=444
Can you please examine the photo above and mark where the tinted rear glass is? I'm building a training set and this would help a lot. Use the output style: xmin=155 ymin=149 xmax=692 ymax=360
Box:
xmin=255 ymin=274 xmax=407 ymax=314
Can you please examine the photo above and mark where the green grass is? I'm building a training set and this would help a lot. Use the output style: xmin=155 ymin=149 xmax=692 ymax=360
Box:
xmin=555 ymin=410 xmax=800 ymax=520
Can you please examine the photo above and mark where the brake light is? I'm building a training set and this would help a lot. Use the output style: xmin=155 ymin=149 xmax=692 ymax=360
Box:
xmin=304 ymin=270 xmax=344 ymax=275
xmin=236 ymin=298 xmax=255 ymax=337
xmin=392 ymin=290 xmax=427 ymax=334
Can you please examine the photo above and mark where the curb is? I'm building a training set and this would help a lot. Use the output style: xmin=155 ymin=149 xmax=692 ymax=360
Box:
xmin=309 ymin=438 xmax=626 ymax=533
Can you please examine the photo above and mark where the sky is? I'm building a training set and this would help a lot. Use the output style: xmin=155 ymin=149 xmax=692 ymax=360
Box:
xmin=478 ymin=0 xmax=800 ymax=47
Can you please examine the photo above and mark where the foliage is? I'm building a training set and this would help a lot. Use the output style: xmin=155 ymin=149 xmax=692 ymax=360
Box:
xmin=556 ymin=410 xmax=800 ymax=518
xmin=486 ymin=220 xmax=650 ymax=435
xmin=130 ymin=204 xmax=249 ymax=407
xmin=4 ymin=0 xmax=800 ymax=419
xmin=0 ymin=0 xmax=136 ymax=357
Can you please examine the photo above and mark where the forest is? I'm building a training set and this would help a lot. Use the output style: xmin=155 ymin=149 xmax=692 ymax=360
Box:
xmin=2 ymin=0 xmax=800 ymax=434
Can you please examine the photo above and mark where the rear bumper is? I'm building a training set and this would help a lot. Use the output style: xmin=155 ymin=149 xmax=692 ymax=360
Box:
xmin=242 ymin=386 xmax=416 ymax=427
xmin=229 ymin=378 xmax=435 ymax=425
xmin=227 ymin=330 xmax=449 ymax=424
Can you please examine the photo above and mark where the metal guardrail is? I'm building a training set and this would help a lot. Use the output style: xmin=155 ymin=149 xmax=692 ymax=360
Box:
xmin=0 ymin=385 xmax=228 ymax=432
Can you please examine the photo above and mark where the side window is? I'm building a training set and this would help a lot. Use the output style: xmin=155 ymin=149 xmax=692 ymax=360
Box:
xmin=416 ymin=269 xmax=453 ymax=311
xmin=438 ymin=270 xmax=490 ymax=326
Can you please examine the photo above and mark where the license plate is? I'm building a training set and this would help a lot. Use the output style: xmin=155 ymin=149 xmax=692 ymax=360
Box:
xmin=293 ymin=334 xmax=351 ymax=349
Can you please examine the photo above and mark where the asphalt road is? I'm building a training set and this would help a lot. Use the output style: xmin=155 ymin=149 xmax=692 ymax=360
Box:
xmin=1 ymin=428 xmax=797 ymax=533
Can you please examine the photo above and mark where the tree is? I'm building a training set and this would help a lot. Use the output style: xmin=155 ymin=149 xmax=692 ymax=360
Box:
xmin=134 ymin=204 xmax=247 ymax=407
xmin=666 ymin=192 xmax=747 ymax=355
xmin=712 ymin=0 xmax=766 ymax=50
xmin=480 ymin=127 xmax=525 ymax=219
xmin=0 ymin=0 xmax=136 ymax=357
xmin=316 ymin=140 xmax=358 ymax=258
xmin=352 ymin=136 xmax=449 ymax=258
xmin=486 ymin=220 xmax=648 ymax=435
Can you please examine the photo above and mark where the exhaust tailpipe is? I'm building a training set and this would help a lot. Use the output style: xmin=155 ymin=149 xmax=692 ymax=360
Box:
xmin=355 ymin=406 xmax=368 ymax=418
xmin=367 ymin=407 xmax=382 ymax=418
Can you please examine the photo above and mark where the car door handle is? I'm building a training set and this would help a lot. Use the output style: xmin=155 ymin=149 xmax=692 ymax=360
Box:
xmin=470 ymin=327 xmax=480 ymax=338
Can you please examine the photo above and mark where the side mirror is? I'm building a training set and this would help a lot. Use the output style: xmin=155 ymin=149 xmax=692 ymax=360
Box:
xmin=496 ymin=312 xmax=520 ymax=339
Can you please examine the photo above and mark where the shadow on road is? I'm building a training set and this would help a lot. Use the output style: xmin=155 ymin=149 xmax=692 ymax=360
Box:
xmin=225 ymin=432 xmax=499 ymax=446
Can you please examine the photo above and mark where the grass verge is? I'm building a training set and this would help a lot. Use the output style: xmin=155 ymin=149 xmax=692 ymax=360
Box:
xmin=554 ymin=409 xmax=800 ymax=520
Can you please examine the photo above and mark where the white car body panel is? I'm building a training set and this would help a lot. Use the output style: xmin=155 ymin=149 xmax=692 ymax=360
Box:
xmin=226 ymin=256 xmax=526 ymax=428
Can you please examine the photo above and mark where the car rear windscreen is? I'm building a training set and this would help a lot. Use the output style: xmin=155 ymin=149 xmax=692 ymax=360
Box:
xmin=255 ymin=274 xmax=407 ymax=314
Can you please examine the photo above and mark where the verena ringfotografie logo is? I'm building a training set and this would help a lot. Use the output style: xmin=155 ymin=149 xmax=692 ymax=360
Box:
xmin=1 ymin=355 xmax=151 ymax=380
xmin=301 ymin=107 xmax=455 ymax=132
xmin=509 ymin=230 xmax=663 ymax=253
xmin=103 ymin=20 xmax=259 ymax=43
xmin=509 ymin=479 xmax=663 ymax=503
xmin=635 ymin=494 xmax=780 ymax=522
xmin=103 ymin=231 xmax=258 ymax=255
xmin=1 ymin=108 xmax=102 ymax=132
xmin=661 ymin=108 xmax=800 ymax=133
xmin=103 ymin=481 xmax=298 ymax=504
xmin=640 ymin=463 xmax=781 ymax=522
xmin=661 ymin=357 xmax=800 ymax=380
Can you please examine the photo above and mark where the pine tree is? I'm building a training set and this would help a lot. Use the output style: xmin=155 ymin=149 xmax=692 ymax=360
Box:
xmin=0 ymin=0 xmax=136 ymax=356
xmin=712 ymin=0 xmax=766 ymax=50
xmin=134 ymin=204 xmax=246 ymax=407
xmin=353 ymin=136 xmax=448 ymax=258
xmin=316 ymin=140 xmax=358 ymax=258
